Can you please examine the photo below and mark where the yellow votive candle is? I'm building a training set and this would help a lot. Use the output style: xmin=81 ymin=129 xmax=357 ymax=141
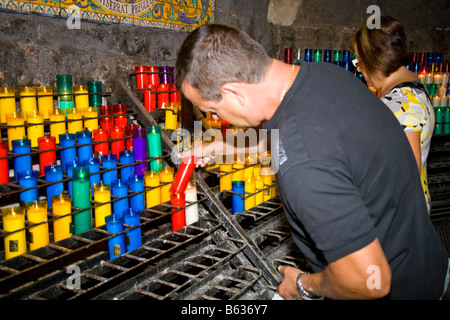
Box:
xmin=255 ymin=174 xmax=264 ymax=206
xmin=37 ymin=86 xmax=54 ymax=120
xmin=165 ymin=103 xmax=178 ymax=130
xmin=219 ymin=164 xmax=233 ymax=191
xmin=0 ymin=87 xmax=16 ymax=123
xmin=51 ymin=194 xmax=73 ymax=242
xmin=261 ymin=167 xmax=273 ymax=201
xmin=49 ymin=109 xmax=66 ymax=144
xmin=159 ymin=166 xmax=174 ymax=203
xmin=84 ymin=106 xmax=98 ymax=131
xmin=145 ymin=170 xmax=161 ymax=208
xmin=66 ymin=108 xmax=83 ymax=134
xmin=73 ymin=85 xmax=89 ymax=114
xmin=1 ymin=206 xmax=26 ymax=260
xmin=245 ymin=175 xmax=256 ymax=210
xmin=26 ymin=110 xmax=44 ymax=147
xmin=19 ymin=86 xmax=37 ymax=121
xmin=6 ymin=112 xmax=26 ymax=151
xmin=26 ymin=200 xmax=49 ymax=250
xmin=93 ymin=184 xmax=112 ymax=227
xmin=232 ymin=163 xmax=245 ymax=182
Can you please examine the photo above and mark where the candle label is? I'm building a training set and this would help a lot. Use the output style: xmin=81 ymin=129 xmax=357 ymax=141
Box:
xmin=9 ymin=240 xmax=19 ymax=252
xmin=113 ymin=244 xmax=121 ymax=256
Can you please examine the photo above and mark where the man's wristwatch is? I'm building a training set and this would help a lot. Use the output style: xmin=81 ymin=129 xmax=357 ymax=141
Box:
xmin=296 ymin=272 xmax=323 ymax=300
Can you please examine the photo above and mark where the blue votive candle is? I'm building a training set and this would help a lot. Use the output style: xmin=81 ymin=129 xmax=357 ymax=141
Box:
xmin=105 ymin=214 xmax=126 ymax=260
xmin=101 ymin=154 xmax=118 ymax=186
xmin=119 ymin=150 xmax=134 ymax=184
xmin=17 ymin=170 xmax=39 ymax=204
xmin=44 ymin=164 xmax=64 ymax=208
xmin=59 ymin=133 xmax=77 ymax=172
xmin=76 ymin=131 xmax=93 ymax=164
xmin=232 ymin=181 xmax=245 ymax=215
xmin=81 ymin=157 xmax=100 ymax=196
xmin=12 ymin=139 xmax=32 ymax=181
xmin=123 ymin=208 xmax=142 ymax=252
xmin=111 ymin=180 xmax=129 ymax=219
xmin=128 ymin=175 xmax=145 ymax=212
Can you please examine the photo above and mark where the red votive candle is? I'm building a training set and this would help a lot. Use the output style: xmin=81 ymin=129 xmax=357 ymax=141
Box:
xmin=0 ymin=142 xmax=9 ymax=183
xmin=169 ymin=84 xmax=181 ymax=104
xmin=113 ymin=104 xmax=128 ymax=128
xmin=38 ymin=136 xmax=56 ymax=176
xmin=135 ymin=66 xmax=148 ymax=91
xmin=157 ymin=84 xmax=170 ymax=109
xmin=171 ymin=192 xmax=185 ymax=232
xmin=144 ymin=84 xmax=157 ymax=112
xmin=93 ymin=128 xmax=110 ymax=159
xmin=148 ymin=66 xmax=159 ymax=86
xmin=125 ymin=124 xmax=140 ymax=151
xmin=170 ymin=156 xmax=197 ymax=195
xmin=110 ymin=126 xmax=125 ymax=159
xmin=99 ymin=105 xmax=114 ymax=132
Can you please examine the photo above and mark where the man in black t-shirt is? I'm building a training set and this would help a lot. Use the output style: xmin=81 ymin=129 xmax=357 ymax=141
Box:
xmin=175 ymin=24 xmax=449 ymax=299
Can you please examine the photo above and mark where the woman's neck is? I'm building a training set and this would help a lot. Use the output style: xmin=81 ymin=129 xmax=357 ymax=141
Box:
xmin=375 ymin=66 xmax=418 ymax=98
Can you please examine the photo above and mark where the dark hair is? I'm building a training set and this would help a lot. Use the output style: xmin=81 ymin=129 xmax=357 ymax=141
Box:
xmin=176 ymin=24 xmax=272 ymax=102
xmin=349 ymin=15 xmax=410 ymax=77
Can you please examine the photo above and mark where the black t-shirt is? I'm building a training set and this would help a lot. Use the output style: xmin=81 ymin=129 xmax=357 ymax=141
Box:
xmin=264 ymin=62 xmax=448 ymax=299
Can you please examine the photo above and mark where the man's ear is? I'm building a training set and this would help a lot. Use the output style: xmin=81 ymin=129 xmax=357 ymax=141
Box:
xmin=220 ymin=82 xmax=247 ymax=107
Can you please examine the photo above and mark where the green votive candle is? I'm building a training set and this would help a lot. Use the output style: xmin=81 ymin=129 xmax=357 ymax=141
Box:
xmin=73 ymin=166 xmax=92 ymax=234
xmin=147 ymin=125 xmax=163 ymax=171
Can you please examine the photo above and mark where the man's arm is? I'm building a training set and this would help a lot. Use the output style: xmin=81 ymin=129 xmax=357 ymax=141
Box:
xmin=278 ymin=238 xmax=391 ymax=300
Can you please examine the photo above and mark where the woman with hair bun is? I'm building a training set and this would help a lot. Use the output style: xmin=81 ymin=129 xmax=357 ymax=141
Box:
xmin=350 ymin=15 xmax=435 ymax=213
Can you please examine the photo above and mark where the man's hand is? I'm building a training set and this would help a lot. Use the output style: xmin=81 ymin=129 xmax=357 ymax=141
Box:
xmin=277 ymin=265 xmax=303 ymax=300
xmin=178 ymin=141 xmax=219 ymax=167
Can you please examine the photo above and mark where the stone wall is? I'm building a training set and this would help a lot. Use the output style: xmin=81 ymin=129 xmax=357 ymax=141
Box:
xmin=0 ymin=0 xmax=448 ymax=106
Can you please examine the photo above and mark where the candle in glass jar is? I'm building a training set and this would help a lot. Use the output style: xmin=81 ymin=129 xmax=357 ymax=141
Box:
xmin=0 ymin=87 xmax=16 ymax=123
xmin=101 ymin=154 xmax=118 ymax=186
xmin=125 ymin=124 xmax=140 ymax=151
xmin=6 ymin=112 xmax=26 ymax=151
xmin=26 ymin=110 xmax=44 ymax=148
xmin=0 ymin=142 xmax=9 ymax=184
xmin=51 ymin=193 xmax=72 ymax=242
xmin=81 ymin=157 xmax=100 ymax=196
xmin=57 ymin=74 xmax=74 ymax=113
xmin=1 ymin=206 xmax=26 ymax=260
xmin=144 ymin=170 xmax=160 ymax=208
xmin=244 ymin=175 xmax=256 ymax=210
xmin=157 ymin=84 xmax=170 ymax=109
xmin=261 ymin=168 xmax=273 ymax=201
xmin=99 ymin=105 xmax=114 ymax=132
xmin=113 ymin=104 xmax=128 ymax=128
xmin=87 ymin=81 xmax=102 ymax=108
xmin=129 ymin=175 xmax=145 ymax=211
xmin=132 ymin=127 xmax=148 ymax=176
xmin=119 ymin=150 xmax=134 ymax=184
xmin=170 ymin=192 xmax=185 ymax=232
xmin=76 ymin=130 xmax=93 ymax=163
xmin=232 ymin=163 xmax=245 ymax=181
xmin=159 ymin=166 xmax=174 ymax=203
xmin=232 ymin=181 xmax=245 ymax=214
xmin=66 ymin=160 xmax=80 ymax=198
xmin=38 ymin=136 xmax=56 ymax=176
xmin=111 ymin=180 xmax=128 ymax=218
xmin=44 ymin=164 xmax=64 ymax=208
xmin=49 ymin=109 xmax=66 ymax=144
xmin=135 ymin=66 xmax=148 ymax=91
xmin=93 ymin=183 xmax=112 ymax=227
xmin=105 ymin=214 xmax=126 ymax=259
xmin=146 ymin=125 xmax=163 ymax=172
xmin=66 ymin=108 xmax=83 ymax=134
xmin=170 ymin=156 xmax=196 ymax=195
xmin=143 ymin=84 xmax=157 ymax=112
xmin=12 ymin=139 xmax=32 ymax=181
xmin=73 ymin=85 xmax=89 ymax=114
xmin=185 ymin=175 xmax=199 ymax=226
xmin=26 ymin=200 xmax=49 ymax=250
xmin=110 ymin=126 xmax=125 ymax=158
xmin=84 ymin=106 xmax=99 ymax=132
xmin=19 ymin=86 xmax=37 ymax=121
xmin=72 ymin=166 xmax=92 ymax=234
xmin=123 ymin=208 xmax=142 ymax=252
xmin=255 ymin=174 xmax=264 ymax=206
xmin=219 ymin=164 xmax=233 ymax=191
xmin=17 ymin=169 xmax=39 ymax=204
xmin=37 ymin=86 xmax=54 ymax=120
xmin=93 ymin=128 xmax=110 ymax=159
xmin=59 ymin=133 xmax=77 ymax=172
xmin=165 ymin=102 xmax=178 ymax=130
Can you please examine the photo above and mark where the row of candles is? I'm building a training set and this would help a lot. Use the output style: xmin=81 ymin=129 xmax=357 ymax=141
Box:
xmin=1 ymin=135 xmax=201 ymax=262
